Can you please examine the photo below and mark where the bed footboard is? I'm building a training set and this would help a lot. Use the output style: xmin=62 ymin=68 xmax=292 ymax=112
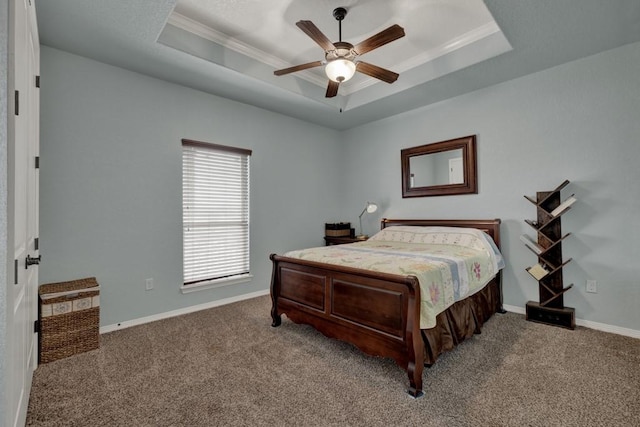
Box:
xmin=270 ymin=253 xmax=425 ymax=397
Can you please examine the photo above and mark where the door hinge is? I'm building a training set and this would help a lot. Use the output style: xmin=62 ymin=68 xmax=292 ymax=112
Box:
xmin=35 ymin=156 xmax=40 ymax=169
xmin=14 ymin=90 xmax=19 ymax=115
xmin=14 ymin=259 xmax=18 ymax=284
xmin=35 ymin=237 xmax=39 ymax=250
xmin=35 ymin=75 xmax=40 ymax=88
xmin=34 ymin=320 xmax=39 ymax=334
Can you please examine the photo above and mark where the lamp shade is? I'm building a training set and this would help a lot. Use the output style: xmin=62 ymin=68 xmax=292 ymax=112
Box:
xmin=325 ymin=59 xmax=356 ymax=83
xmin=365 ymin=202 xmax=378 ymax=213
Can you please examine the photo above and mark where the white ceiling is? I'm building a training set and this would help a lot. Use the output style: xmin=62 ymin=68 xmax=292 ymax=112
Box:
xmin=34 ymin=0 xmax=640 ymax=130
xmin=163 ymin=0 xmax=511 ymax=111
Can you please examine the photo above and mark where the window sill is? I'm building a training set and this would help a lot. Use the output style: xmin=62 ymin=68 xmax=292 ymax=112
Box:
xmin=180 ymin=274 xmax=253 ymax=294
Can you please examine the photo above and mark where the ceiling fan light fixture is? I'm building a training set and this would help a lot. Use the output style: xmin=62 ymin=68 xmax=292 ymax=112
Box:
xmin=325 ymin=59 xmax=356 ymax=83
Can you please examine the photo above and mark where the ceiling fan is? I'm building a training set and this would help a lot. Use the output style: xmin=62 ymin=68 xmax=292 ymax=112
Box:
xmin=273 ymin=7 xmax=405 ymax=98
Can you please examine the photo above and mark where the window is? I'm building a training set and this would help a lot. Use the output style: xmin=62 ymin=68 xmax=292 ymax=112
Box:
xmin=182 ymin=139 xmax=251 ymax=289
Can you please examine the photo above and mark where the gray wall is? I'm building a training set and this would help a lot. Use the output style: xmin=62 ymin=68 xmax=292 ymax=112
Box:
xmin=39 ymin=40 xmax=640 ymax=332
xmin=341 ymin=40 xmax=640 ymax=331
xmin=39 ymin=47 xmax=344 ymax=326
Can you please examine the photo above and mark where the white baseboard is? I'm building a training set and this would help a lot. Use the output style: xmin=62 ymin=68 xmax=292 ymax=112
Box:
xmin=100 ymin=289 xmax=270 ymax=334
xmin=503 ymin=304 xmax=640 ymax=339
xmin=100 ymin=296 xmax=638 ymax=339
xmin=503 ymin=304 xmax=526 ymax=315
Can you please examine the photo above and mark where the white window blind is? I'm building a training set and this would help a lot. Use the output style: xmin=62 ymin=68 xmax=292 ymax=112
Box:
xmin=182 ymin=139 xmax=251 ymax=286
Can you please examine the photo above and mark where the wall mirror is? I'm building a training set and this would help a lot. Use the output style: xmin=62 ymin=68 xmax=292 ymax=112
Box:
xmin=401 ymin=135 xmax=477 ymax=197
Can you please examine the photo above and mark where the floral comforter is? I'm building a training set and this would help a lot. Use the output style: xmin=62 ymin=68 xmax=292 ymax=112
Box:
xmin=284 ymin=226 xmax=505 ymax=329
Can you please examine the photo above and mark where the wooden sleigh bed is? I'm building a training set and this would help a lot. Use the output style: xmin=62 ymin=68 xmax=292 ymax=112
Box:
xmin=270 ymin=218 xmax=504 ymax=397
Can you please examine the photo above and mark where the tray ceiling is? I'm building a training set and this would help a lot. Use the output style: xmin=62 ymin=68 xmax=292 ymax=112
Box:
xmin=34 ymin=0 xmax=640 ymax=130
xmin=161 ymin=0 xmax=511 ymax=112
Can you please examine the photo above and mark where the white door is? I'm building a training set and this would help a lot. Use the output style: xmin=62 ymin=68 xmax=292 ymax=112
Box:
xmin=449 ymin=157 xmax=463 ymax=184
xmin=7 ymin=0 xmax=40 ymax=426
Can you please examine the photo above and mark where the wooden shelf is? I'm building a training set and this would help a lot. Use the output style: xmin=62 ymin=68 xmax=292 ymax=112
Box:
xmin=523 ymin=180 xmax=570 ymax=208
xmin=546 ymin=258 xmax=572 ymax=275
xmin=526 ymin=302 xmax=575 ymax=329
xmin=522 ymin=233 xmax=572 ymax=257
xmin=523 ymin=180 xmax=575 ymax=330
xmin=542 ymin=233 xmax=572 ymax=252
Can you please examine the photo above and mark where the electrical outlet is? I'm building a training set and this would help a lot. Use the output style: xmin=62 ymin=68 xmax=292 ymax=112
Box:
xmin=145 ymin=278 xmax=154 ymax=291
xmin=586 ymin=280 xmax=597 ymax=293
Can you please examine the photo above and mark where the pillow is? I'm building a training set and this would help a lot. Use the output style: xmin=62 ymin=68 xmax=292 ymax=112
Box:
xmin=369 ymin=225 xmax=505 ymax=271
xmin=369 ymin=225 xmax=483 ymax=246
xmin=369 ymin=225 xmax=504 ymax=269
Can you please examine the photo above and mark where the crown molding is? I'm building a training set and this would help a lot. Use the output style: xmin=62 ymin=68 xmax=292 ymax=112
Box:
xmin=167 ymin=12 xmax=328 ymax=88
xmin=344 ymin=21 xmax=502 ymax=95
xmin=166 ymin=12 xmax=508 ymax=101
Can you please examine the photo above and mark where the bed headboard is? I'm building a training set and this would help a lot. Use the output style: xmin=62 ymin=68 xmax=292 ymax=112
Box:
xmin=380 ymin=218 xmax=502 ymax=249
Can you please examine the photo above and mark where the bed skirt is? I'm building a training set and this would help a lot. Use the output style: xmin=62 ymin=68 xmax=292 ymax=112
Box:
xmin=421 ymin=279 xmax=499 ymax=365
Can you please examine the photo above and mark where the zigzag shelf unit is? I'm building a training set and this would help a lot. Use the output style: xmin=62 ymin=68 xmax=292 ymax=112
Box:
xmin=522 ymin=180 xmax=576 ymax=329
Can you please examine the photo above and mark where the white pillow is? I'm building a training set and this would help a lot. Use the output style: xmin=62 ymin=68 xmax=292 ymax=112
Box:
xmin=369 ymin=226 xmax=484 ymax=247
xmin=369 ymin=226 xmax=504 ymax=270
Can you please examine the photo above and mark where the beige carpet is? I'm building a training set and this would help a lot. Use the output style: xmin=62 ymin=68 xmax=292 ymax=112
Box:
xmin=27 ymin=295 xmax=639 ymax=426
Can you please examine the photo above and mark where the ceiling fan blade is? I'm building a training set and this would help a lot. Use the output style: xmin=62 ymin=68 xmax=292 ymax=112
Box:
xmin=274 ymin=60 xmax=324 ymax=76
xmin=353 ymin=24 xmax=405 ymax=55
xmin=356 ymin=61 xmax=399 ymax=83
xmin=296 ymin=20 xmax=336 ymax=52
xmin=326 ymin=80 xmax=339 ymax=98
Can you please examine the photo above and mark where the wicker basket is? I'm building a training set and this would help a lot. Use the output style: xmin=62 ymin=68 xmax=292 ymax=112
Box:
xmin=39 ymin=277 xmax=100 ymax=363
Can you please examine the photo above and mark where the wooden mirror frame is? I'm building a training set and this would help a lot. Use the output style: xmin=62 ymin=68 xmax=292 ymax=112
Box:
xmin=401 ymin=135 xmax=477 ymax=198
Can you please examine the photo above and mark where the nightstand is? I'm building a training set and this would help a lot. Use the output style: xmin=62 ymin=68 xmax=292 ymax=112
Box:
xmin=324 ymin=236 xmax=368 ymax=246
